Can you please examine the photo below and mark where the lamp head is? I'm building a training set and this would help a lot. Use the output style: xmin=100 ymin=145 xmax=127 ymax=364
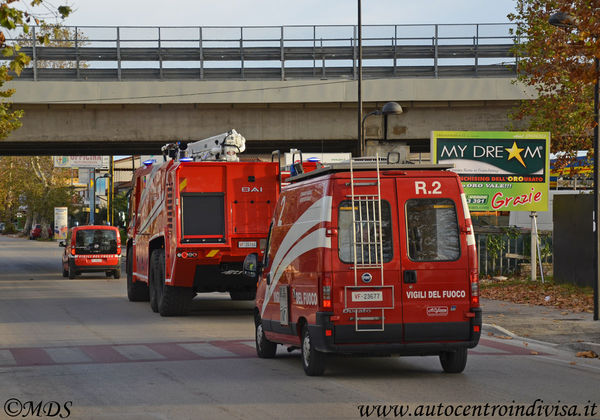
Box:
xmin=381 ymin=101 xmax=403 ymax=115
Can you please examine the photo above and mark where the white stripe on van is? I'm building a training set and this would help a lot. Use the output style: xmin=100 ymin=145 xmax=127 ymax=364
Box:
xmin=261 ymin=196 xmax=332 ymax=317
xmin=460 ymin=193 xmax=476 ymax=246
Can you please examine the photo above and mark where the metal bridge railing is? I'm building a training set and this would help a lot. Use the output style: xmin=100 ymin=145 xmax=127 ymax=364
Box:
xmin=4 ymin=23 xmax=519 ymax=81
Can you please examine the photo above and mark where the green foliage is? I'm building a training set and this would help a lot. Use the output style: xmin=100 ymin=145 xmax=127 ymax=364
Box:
xmin=486 ymin=234 xmax=506 ymax=260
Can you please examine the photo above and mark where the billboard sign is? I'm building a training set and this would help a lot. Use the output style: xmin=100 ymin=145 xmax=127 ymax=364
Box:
xmin=54 ymin=156 xmax=109 ymax=169
xmin=54 ymin=207 xmax=68 ymax=240
xmin=431 ymin=131 xmax=550 ymax=212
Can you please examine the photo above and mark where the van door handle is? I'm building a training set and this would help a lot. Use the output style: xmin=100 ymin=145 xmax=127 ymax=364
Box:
xmin=266 ymin=273 xmax=271 ymax=285
xmin=404 ymin=270 xmax=417 ymax=284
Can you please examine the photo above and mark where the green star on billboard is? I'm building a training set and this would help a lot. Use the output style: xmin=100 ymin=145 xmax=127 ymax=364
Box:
xmin=431 ymin=131 xmax=550 ymax=212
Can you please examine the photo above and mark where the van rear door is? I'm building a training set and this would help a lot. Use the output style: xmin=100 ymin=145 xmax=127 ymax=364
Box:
xmin=396 ymin=175 xmax=471 ymax=342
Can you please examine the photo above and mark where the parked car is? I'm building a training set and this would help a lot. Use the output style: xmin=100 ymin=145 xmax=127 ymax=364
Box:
xmin=59 ymin=225 xmax=122 ymax=279
xmin=0 ymin=222 xmax=5 ymax=233
xmin=29 ymin=224 xmax=52 ymax=240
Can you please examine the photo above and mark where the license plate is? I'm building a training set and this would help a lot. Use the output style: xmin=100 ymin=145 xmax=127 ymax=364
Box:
xmin=238 ymin=241 xmax=257 ymax=248
xmin=91 ymin=259 xmax=102 ymax=263
xmin=351 ymin=291 xmax=383 ymax=302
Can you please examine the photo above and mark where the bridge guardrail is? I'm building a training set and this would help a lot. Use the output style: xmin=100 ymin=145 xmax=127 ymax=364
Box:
xmin=4 ymin=23 xmax=520 ymax=81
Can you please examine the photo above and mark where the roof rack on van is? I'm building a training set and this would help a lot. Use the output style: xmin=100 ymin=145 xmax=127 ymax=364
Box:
xmin=287 ymin=156 xmax=454 ymax=183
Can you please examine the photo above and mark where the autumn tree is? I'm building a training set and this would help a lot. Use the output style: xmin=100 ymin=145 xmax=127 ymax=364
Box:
xmin=509 ymin=0 xmax=600 ymax=165
xmin=0 ymin=155 xmax=79 ymax=236
xmin=0 ymin=1 xmax=71 ymax=139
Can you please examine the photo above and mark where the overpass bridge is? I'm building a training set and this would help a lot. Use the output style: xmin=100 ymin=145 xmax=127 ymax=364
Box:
xmin=1 ymin=23 xmax=534 ymax=156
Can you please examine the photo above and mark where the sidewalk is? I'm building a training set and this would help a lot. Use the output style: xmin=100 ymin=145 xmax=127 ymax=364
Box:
xmin=481 ymin=298 xmax=600 ymax=355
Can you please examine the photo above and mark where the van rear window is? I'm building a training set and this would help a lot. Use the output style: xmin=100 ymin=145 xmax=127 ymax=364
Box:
xmin=75 ymin=229 xmax=118 ymax=255
xmin=338 ymin=200 xmax=393 ymax=264
xmin=406 ymin=198 xmax=460 ymax=262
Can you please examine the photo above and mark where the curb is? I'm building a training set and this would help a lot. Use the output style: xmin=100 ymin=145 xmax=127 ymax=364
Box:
xmin=563 ymin=341 xmax=600 ymax=357
xmin=483 ymin=323 xmax=600 ymax=357
xmin=482 ymin=323 xmax=560 ymax=348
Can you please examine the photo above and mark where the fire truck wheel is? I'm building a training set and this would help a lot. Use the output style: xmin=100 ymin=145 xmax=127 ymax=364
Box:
xmin=229 ymin=289 xmax=257 ymax=301
xmin=154 ymin=249 xmax=191 ymax=316
xmin=439 ymin=348 xmax=468 ymax=373
xmin=149 ymin=251 xmax=160 ymax=313
xmin=127 ymin=251 xmax=149 ymax=302
xmin=105 ymin=271 xmax=112 ymax=277
xmin=113 ymin=268 xmax=121 ymax=279
xmin=301 ymin=324 xmax=326 ymax=376
xmin=255 ymin=316 xmax=277 ymax=358
xmin=62 ymin=265 xmax=68 ymax=278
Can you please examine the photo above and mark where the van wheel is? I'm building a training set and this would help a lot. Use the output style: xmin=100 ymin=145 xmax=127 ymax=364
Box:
xmin=301 ymin=324 xmax=325 ymax=376
xmin=127 ymin=249 xmax=149 ymax=302
xmin=255 ymin=316 xmax=277 ymax=358
xmin=68 ymin=262 xmax=76 ymax=279
xmin=439 ymin=348 xmax=468 ymax=373
xmin=230 ymin=289 xmax=256 ymax=301
xmin=153 ymin=249 xmax=191 ymax=317
xmin=113 ymin=268 xmax=121 ymax=279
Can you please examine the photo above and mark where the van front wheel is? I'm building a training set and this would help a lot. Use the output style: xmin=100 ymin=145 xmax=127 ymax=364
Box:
xmin=439 ymin=348 xmax=468 ymax=373
xmin=255 ymin=317 xmax=277 ymax=358
xmin=301 ymin=325 xmax=325 ymax=376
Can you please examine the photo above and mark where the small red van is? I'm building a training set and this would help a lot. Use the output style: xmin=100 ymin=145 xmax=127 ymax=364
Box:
xmin=244 ymin=157 xmax=481 ymax=376
xmin=60 ymin=225 xmax=122 ymax=279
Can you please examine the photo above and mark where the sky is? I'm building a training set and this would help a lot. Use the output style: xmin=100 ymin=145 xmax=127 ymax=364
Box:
xmin=59 ymin=1 xmax=517 ymax=27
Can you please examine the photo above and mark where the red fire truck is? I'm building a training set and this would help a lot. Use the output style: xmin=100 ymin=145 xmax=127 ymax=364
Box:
xmin=126 ymin=130 xmax=280 ymax=316
xmin=244 ymin=155 xmax=480 ymax=375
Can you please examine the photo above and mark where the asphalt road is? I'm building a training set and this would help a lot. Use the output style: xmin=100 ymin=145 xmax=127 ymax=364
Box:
xmin=0 ymin=235 xmax=599 ymax=420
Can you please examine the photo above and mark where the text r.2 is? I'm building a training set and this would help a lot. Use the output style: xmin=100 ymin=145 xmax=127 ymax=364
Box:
xmin=415 ymin=181 xmax=442 ymax=195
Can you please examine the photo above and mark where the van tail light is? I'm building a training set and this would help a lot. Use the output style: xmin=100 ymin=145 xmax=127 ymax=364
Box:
xmin=117 ymin=245 xmax=121 ymax=256
xmin=71 ymin=247 xmax=75 ymax=256
xmin=322 ymin=276 xmax=332 ymax=309
xmin=470 ymin=269 xmax=479 ymax=306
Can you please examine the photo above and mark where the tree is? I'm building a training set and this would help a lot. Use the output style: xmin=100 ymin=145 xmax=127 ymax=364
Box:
xmin=0 ymin=155 xmax=80 ymax=237
xmin=0 ymin=1 xmax=71 ymax=139
xmin=509 ymin=0 xmax=600 ymax=166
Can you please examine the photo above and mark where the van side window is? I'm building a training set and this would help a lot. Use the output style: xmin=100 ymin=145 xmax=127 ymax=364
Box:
xmin=263 ymin=222 xmax=273 ymax=268
xmin=338 ymin=200 xmax=393 ymax=264
xmin=406 ymin=198 xmax=460 ymax=262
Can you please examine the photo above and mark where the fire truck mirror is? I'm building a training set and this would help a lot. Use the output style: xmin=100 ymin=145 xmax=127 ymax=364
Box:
xmin=243 ymin=253 xmax=260 ymax=278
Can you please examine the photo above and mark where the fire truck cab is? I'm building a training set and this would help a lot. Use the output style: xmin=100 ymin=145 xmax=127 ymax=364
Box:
xmin=244 ymin=156 xmax=481 ymax=376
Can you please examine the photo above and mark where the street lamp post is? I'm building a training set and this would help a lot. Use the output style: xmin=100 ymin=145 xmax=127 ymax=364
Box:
xmin=361 ymin=102 xmax=404 ymax=155
xmin=90 ymin=173 xmax=111 ymax=226
xmin=549 ymin=12 xmax=600 ymax=320
xmin=357 ymin=0 xmax=363 ymax=156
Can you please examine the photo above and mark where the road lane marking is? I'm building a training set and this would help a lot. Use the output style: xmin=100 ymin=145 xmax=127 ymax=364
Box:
xmin=46 ymin=347 xmax=93 ymax=364
xmin=179 ymin=342 xmax=237 ymax=358
xmin=0 ymin=336 xmax=556 ymax=369
xmin=113 ymin=345 xmax=166 ymax=361
xmin=0 ymin=350 xmax=16 ymax=366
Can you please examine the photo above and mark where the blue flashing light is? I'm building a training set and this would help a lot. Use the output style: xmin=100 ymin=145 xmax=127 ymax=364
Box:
xmin=307 ymin=157 xmax=320 ymax=162
xmin=179 ymin=157 xmax=194 ymax=162
xmin=143 ymin=159 xmax=156 ymax=166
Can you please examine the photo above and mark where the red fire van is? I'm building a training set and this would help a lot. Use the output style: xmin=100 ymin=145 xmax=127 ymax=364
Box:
xmin=60 ymin=225 xmax=122 ymax=279
xmin=244 ymin=158 xmax=481 ymax=376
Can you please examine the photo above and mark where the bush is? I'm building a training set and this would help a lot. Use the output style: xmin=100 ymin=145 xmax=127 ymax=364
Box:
xmin=3 ymin=222 xmax=17 ymax=234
